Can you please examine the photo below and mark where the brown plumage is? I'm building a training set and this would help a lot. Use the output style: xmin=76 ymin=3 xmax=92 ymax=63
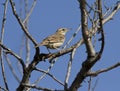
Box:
xmin=35 ymin=28 xmax=69 ymax=49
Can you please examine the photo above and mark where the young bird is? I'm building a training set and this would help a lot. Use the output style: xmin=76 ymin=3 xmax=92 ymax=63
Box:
xmin=35 ymin=28 xmax=69 ymax=50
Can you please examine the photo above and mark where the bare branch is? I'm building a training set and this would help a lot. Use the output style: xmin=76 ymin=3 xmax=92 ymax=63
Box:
xmin=47 ymin=37 xmax=84 ymax=62
xmin=0 ymin=86 xmax=8 ymax=91
xmin=32 ymin=58 xmax=57 ymax=87
xmin=23 ymin=0 xmax=37 ymax=24
xmin=9 ymin=0 xmax=37 ymax=46
xmin=21 ymin=84 xmax=54 ymax=91
xmin=24 ymin=0 xmax=30 ymax=66
xmin=18 ymin=35 xmax=25 ymax=75
xmin=103 ymin=2 xmax=120 ymax=24
xmin=80 ymin=0 xmax=96 ymax=57
xmin=68 ymin=0 xmax=105 ymax=90
xmin=0 ymin=43 xmax=25 ymax=69
xmin=92 ymin=78 xmax=99 ymax=91
xmin=34 ymin=67 xmax=64 ymax=86
xmin=87 ymin=62 xmax=120 ymax=76
xmin=0 ymin=0 xmax=8 ymax=43
xmin=68 ymin=53 xmax=100 ymax=91
xmin=88 ymin=76 xmax=92 ymax=91
xmin=0 ymin=0 xmax=9 ymax=91
xmin=97 ymin=0 xmax=105 ymax=56
xmin=64 ymin=48 xmax=76 ymax=90
xmin=4 ymin=53 xmax=21 ymax=83
xmin=4 ymin=1 xmax=119 ymax=91
xmin=0 ymin=58 xmax=9 ymax=91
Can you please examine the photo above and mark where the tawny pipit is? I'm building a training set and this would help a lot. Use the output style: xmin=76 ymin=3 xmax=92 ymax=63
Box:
xmin=35 ymin=28 xmax=69 ymax=50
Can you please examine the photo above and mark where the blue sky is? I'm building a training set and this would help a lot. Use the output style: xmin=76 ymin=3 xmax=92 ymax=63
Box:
xmin=0 ymin=0 xmax=120 ymax=91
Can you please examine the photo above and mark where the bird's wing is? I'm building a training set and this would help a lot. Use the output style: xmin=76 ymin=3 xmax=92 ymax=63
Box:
xmin=35 ymin=34 xmax=65 ymax=48
xmin=43 ymin=34 xmax=65 ymax=43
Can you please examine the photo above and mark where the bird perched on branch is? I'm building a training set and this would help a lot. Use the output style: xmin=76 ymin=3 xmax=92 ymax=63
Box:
xmin=35 ymin=28 xmax=69 ymax=50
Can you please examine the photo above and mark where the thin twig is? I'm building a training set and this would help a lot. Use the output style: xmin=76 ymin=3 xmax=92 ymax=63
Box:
xmin=34 ymin=67 xmax=64 ymax=86
xmin=24 ymin=0 xmax=30 ymax=67
xmin=0 ymin=86 xmax=8 ymax=91
xmin=18 ymin=34 xmax=25 ymax=75
xmin=88 ymin=76 xmax=92 ymax=91
xmin=0 ymin=0 xmax=8 ymax=43
xmin=64 ymin=48 xmax=76 ymax=90
xmin=33 ymin=58 xmax=58 ymax=85
xmin=4 ymin=53 xmax=20 ymax=83
xmin=87 ymin=62 xmax=120 ymax=76
xmin=0 ymin=58 xmax=9 ymax=91
xmin=89 ymin=2 xmax=120 ymax=34
xmin=92 ymin=78 xmax=99 ymax=91
xmin=0 ymin=43 xmax=25 ymax=69
xmin=0 ymin=0 xmax=9 ymax=91
xmin=9 ymin=0 xmax=37 ymax=45
xmin=23 ymin=0 xmax=37 ymax=24
xmin=64 ymin=25 xmax=81 ymax=49
xmin=103 ymin=2 xmax=120 ymax=24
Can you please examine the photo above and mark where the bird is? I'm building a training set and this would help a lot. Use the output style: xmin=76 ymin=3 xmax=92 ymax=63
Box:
xmin=35 ymin=28 xmax=69 ymax=50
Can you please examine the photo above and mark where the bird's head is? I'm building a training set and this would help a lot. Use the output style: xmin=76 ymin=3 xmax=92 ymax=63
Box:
xmin=56 ymin=28 xmax=70 ymax=35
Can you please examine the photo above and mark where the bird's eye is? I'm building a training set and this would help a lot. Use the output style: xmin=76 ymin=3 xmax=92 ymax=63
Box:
xmin=62 ymin=29 xmax=65 ymax=31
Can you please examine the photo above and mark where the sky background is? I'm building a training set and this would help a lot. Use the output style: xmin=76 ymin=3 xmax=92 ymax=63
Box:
xmin=0 ymin=0 xmax=120 ymax=91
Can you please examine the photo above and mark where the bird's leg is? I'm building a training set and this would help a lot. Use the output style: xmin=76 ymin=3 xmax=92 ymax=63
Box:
xmin=47 ymin=47 xmax=51 ymax=54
